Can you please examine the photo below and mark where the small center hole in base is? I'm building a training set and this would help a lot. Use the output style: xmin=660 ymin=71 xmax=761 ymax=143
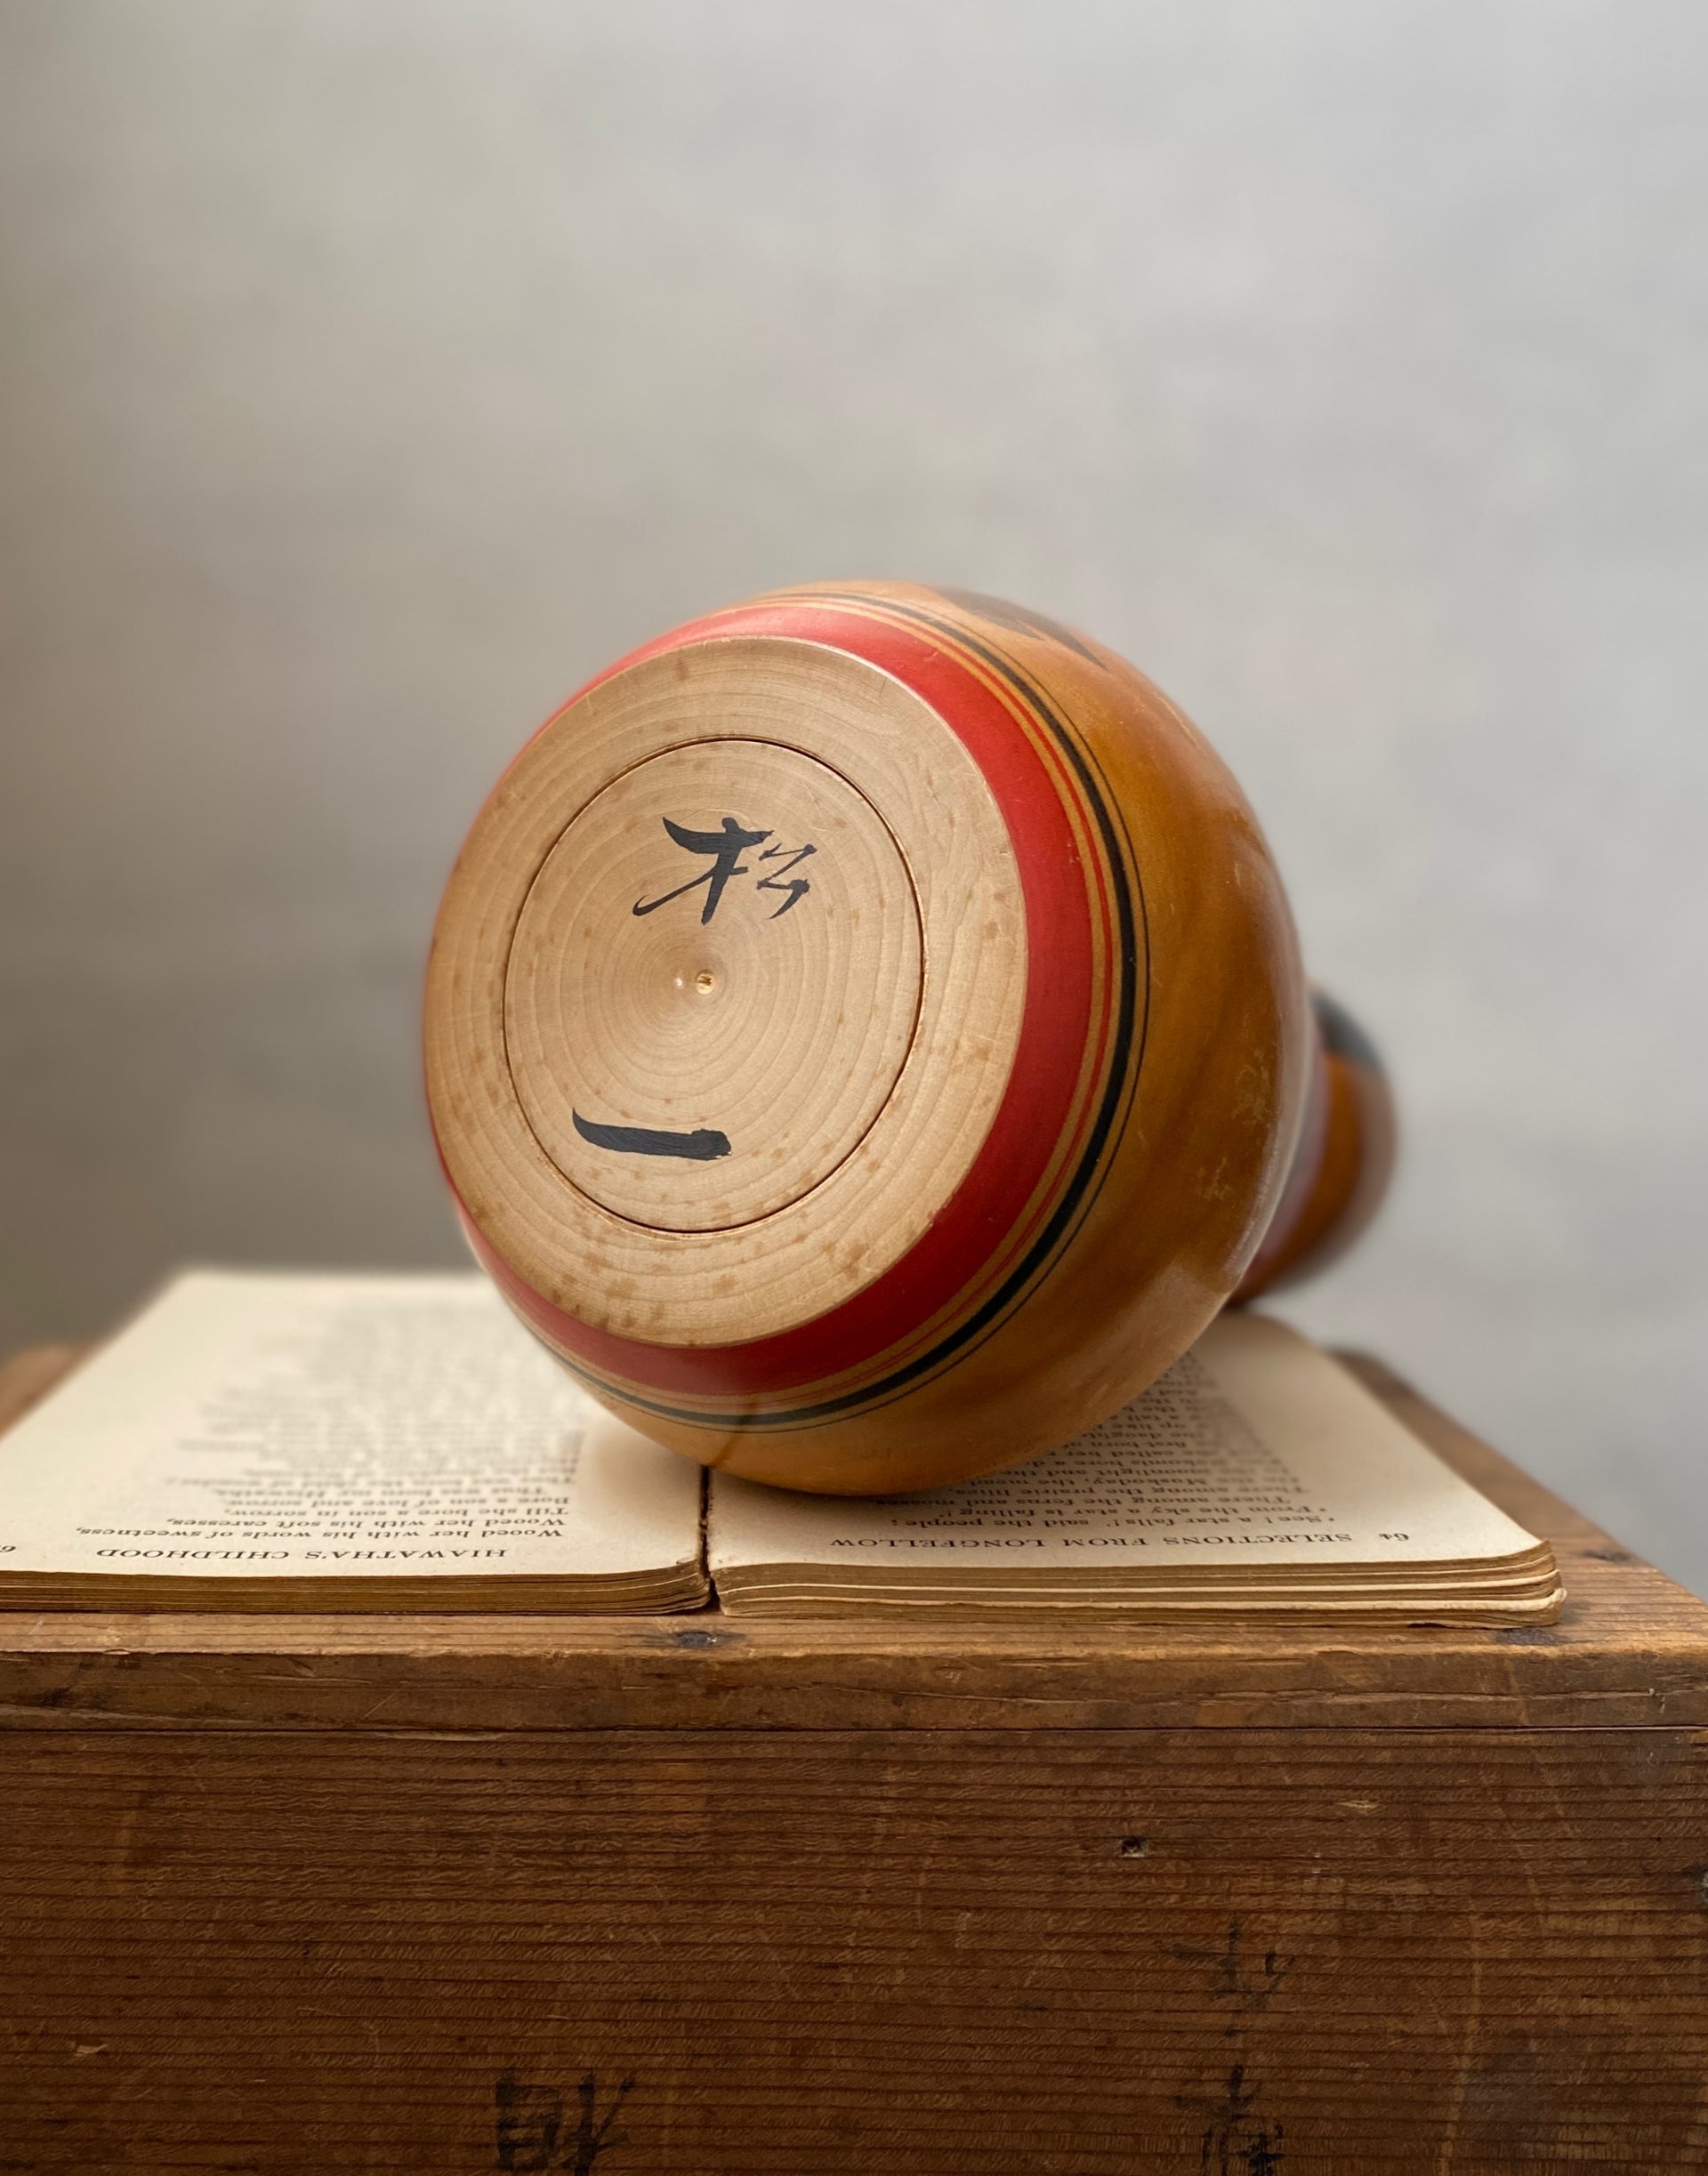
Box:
xmin=695 ymin=970 xmax=717 ymax=995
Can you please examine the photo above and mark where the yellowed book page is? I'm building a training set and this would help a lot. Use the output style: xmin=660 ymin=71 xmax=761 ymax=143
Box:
xmin=729 ymin=1592 xmax=1564 ymax=1624
xmin=0 ymin=1270 xmax=704 ymax=1592
xmin=708 ymin=1312 xmax=1545 ymax=1584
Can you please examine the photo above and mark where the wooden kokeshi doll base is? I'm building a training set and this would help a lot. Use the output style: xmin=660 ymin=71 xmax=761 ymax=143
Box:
xmin=1 ymin=1344 xmax=1704 ymax=2174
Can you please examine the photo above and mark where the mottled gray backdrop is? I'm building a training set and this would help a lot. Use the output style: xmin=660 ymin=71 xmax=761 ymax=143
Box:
xmin=3 ymin=3 xmax=1704 ymax=1585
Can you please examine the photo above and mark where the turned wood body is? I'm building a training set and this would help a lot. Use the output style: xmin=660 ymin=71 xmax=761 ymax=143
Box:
xmin=425 ymin=583 xmax=1391 ymax=1492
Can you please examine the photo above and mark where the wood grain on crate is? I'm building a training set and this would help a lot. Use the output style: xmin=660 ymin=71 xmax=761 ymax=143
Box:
xmin=2 ymin=1724 xmax=1704 ymax=2173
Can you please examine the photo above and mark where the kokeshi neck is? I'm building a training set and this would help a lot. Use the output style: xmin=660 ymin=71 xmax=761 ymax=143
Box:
xmin=1236 ymin=990 xmax=1397 ymax=1302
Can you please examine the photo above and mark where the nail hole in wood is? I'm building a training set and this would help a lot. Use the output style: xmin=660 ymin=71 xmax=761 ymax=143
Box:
xmin=1119 ymin=1836 xmax=1148 ymax=1858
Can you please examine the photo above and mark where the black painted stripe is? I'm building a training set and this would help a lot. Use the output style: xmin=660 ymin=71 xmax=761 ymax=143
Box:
xmin=573 ymin=1112 xmax=732 ymax=1161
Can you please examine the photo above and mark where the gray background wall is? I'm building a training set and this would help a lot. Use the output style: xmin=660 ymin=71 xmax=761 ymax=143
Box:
xmin=3 ymin=2 xmax=1704 ymax=1586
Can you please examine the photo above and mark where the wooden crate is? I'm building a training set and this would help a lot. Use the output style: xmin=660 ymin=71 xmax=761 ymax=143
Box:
xmin=0 ymin=1346 xmax=1704 ymax=2174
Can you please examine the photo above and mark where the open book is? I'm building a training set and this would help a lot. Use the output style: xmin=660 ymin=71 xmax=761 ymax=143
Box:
xmin=0 ymin=1272 xmax=1561 ymax=1624
xmin=0 ymin=1271 xmax=706 ymax=1612
xmin=710 ymin=1311 xmax=1563 ymax=1623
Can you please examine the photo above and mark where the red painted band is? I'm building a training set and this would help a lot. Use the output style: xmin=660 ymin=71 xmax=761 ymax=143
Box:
xmin=436 ymin=596 xmax=1115 ymax=1405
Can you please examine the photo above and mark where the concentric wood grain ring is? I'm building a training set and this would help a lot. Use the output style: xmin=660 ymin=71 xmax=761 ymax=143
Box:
xmin=505 ymin=739 xmax=922 ymax=1233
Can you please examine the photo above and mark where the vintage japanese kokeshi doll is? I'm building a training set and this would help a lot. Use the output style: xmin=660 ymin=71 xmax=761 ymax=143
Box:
xmin=424 ymin=582 xmax=1394 ymax=1493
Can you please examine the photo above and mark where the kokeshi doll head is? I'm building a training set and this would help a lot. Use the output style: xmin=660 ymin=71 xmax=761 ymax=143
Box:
xmin=426 ymin=582 xmax=1371 ymax=1495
